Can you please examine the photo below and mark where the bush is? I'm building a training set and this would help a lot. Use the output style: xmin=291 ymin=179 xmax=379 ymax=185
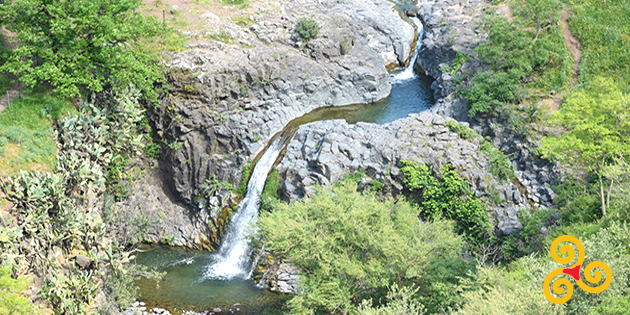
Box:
xmin=0 ymin=266 xmax=35 ymax=315
xmin=257 ymin=180 xmax=464 ymax=314
xmin=295 ymin=17 xmax=320 ymax=42
xmin=446 ymin=120 xmax=479 ymax=140
xmin=461 ymin=71 xmax=521 ymax=117
xmin=479 ymin=141 xmax=515 ymax=182
xmin=400 ymin=160 xmax=492 ymax=244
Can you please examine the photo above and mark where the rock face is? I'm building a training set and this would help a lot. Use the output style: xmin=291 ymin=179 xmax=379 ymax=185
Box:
xmin=155 ymin=0 xmax=417 ymax=208
xmin=117 ymin=169 xmax=234 ymax=249
xmin=277 ymin=112 xmax=529 ymax=234
xmin=137 ymin=0 xmax=416 ymax=247
xmin=414 ymin=0 xmax=490 ymax=120
xmin=413 ymin=0 xmax=560 ymax=209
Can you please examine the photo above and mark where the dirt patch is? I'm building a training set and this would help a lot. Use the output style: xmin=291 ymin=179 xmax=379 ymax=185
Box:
xmin=561 ymin=9 xmax=582 ymax=83
xmin=496 ymin=2 xmax=513 ymax=22
xmin=544 ymin=9 xmax=582 ymax=113
xmin=140 ymin=0 xmax=265 ymax=46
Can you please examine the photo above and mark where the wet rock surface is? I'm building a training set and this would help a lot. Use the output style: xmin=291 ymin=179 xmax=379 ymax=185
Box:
xmin=116 ymin=169 xmax=234 ymax=249
xmin=155 ymin=0 xmax=417 ymax=206
xmin=129 ymin=0 xmax=417 ymax=248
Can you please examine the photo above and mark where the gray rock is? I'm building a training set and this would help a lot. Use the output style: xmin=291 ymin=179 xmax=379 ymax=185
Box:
xmin=75 ymin=255 xmax=92 ymax=269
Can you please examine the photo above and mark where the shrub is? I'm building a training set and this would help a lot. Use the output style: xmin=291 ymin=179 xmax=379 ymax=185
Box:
xmin=295 ymin=17 xmax=320 ymax=42
xmin=446 ymin=120 xmax=479 ymax=140
xmin=461 ymin=71 xmax=521 ymax=117
xmin=0 ymin=266 xmax=35 ymax=315
xmin=479 ymin=141 xmax=515 ymax=182
xmin=257 ymin=180 xmax=464 ymax=314
xmin=400 ymin=160 xmax=492 ymax=244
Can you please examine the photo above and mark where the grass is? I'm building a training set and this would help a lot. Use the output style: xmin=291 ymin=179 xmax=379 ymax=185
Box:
xmin=0 ymin=88 xmax=76 ymax=177
xmin=567 ymin=0 xmax=630 ymax=91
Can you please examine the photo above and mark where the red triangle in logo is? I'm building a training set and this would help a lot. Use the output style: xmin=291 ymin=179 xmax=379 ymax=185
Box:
xmin=562 ymin=264 xmax=582 ymax=281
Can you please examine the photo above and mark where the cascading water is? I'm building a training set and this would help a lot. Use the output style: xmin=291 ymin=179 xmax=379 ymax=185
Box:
xmin=392 ymin=18 xmax=424 ymax=84
xmin=133 ymin=14 xmax=435 ymax=315
xmin=206 ymin=16 xmax=429 ymax=281
xmin=206 ymin=132 xmax=293 ymax=279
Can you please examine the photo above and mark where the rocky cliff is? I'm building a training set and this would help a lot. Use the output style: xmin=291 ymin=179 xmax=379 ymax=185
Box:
xmin=123 ymin=0 xmax=417 ymax=248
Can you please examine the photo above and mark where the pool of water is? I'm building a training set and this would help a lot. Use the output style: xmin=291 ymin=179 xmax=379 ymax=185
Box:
xmin=134 ymin=18 xmax=434 ymax=315
xmin=134 ymin=245 xmax=288 ymax=314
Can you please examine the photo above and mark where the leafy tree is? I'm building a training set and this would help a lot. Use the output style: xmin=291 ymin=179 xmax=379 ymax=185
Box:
xmin=540 ymin=77 xmax=630 ymax=216
xmin=0 ymin=0 xmax=163 ymax=100
xmin=512 ymin=0 xmax=561 ymax=43
xmin=256 ymin=180 xmax=464 ymax=315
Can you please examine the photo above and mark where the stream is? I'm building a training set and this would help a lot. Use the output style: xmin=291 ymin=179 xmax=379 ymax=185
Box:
xmin=134 ymin=17 xmax=433 ymax=315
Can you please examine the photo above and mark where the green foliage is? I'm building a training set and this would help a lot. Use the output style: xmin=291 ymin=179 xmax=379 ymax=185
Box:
xmin=463 ymin=0 xmax=571 ymax=117
xmin=446 ymin=120 xmax=479 ymax=140
xmin=368 ymin=179 xmax=384 ymax=192
xmin=400 ymin=160 xmax=492 ymax=244
xmin=540 ymin=77 xmax=630 ymax=216
xmin=0 ymin=0 xmax=164 ymax=100
xmin=257 ymin=180 xmax=464 ymax=315
xmin=0 ymin=266 xmax=35 ymax=315
xmin=442 ymin=51 xmax=470 ymax=74
xmin=569 ymin=0 xmax=630 ymax=90
xmin=499 ymin=207 xmax=556 ymax=261
xmin=295 ymin=17 xmax=320 ymax=42
xmin=260 ymin=169 xmax=280 ymax=212
xmin=41 ymin=271 xmax=99 ymax=315
xmin=236 ymin=162 xmax=252 ymax=197
xmin=203 ymin=175 xmax=232 ymax=199
xmin=456 ymin=222 xmax=630 ymax=315
xmin=553 ymin=179 xmax=601 ymax=225
xmin=358 ymin=284 xmax=425 ymax=315
xmin=144 ymin=143 xmax=161 ymax=159
xmin=479 ymin=140 xmax=515 ymax=182
xmin=461 ymin=71 xmax=521 ymax=117
xmin=0 ymin=75 xmax=13 ymax=97
xmin=222 ymin=0 xmax=247 ymax=5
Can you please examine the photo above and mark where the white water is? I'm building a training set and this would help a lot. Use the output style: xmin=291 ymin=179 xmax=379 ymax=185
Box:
xmin=206 ymin=137 xmax=286 ymax=279
xmin=391 ymin=18 xmax=425 ymax=84
xmin=205 ymin=18 xmax=426 ymax=281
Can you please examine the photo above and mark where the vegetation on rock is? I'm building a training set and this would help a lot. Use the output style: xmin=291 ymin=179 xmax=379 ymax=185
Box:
xmin=295 ymin=17 xmax=321 ymax=42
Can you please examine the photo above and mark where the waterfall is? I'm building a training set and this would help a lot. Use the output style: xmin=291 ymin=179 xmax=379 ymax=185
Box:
xmin=391 ymin=17 xmax=424 ymax=84
xmin=205 ymin=17 xmax=426 ymax=281
xmin=206 ymin=133 xmax=290 ymax=279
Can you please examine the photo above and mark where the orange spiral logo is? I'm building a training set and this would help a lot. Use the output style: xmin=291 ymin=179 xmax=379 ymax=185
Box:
xmin=543 ymin=235 xmax=612 ymax=304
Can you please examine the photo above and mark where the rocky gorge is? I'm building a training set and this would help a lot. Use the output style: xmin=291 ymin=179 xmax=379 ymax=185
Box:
xmin=123 ymin=0 xmax=562 ymax=294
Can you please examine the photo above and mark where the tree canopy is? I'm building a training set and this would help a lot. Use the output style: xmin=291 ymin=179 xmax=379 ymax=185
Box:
xmin=540 ymin=77 xmax=630 ymax=216
xmin=0 ymin=0 xmax=164 ymax=100
xmin=257 ymin=180 xmax=464 ymax=315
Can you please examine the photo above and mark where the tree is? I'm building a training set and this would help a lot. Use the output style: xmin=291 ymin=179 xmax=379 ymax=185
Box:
xmin=0 ymin=0 xmax=163 ymax=100
xmin=512 ymin=0 xmax=561 ymax=43
xmin=540 ymin=77 xmax=630 ymax=216
xmin=256 ymin=180 xmax=464 ymax=315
